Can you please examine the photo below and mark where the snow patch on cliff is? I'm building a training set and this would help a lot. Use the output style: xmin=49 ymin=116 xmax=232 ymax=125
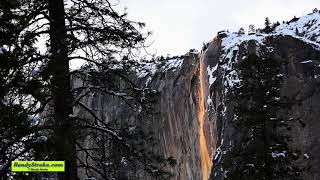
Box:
xmin=276 ymin=12 xmax=320 ymax=46
xmin=207 ymin=64 xmax=218 ymax=85
xmin=272 ymin=152 xmax=286 ymax=158
xmin=221 ymin=33 xmax=265 ymax=52
xmin=217 ymin=12 xmax=320 ymax=95
xmin=210 ymin=11 xmax=320 ymax=179
xmin=300 ymin=60 xmax=313 ymax=64
xmin=136 ymin=58 xmax=184 ymax=78
xmin=219 ymin=33 xmax=265 ymax=94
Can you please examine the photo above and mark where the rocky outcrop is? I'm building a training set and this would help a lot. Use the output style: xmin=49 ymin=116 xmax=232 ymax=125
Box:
xmin=205 ymin=12 xmax=320 ymax=179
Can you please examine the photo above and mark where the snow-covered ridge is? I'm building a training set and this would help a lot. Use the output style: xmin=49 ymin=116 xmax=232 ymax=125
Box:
xmin=212 ymin=11 xmax=320 ymax=94
xmin=276 ymin=12 xmax=320 ymax=44
xmin=216 ymin=33 xmax=266 ymax=93
xmin=210 ymin=13 xmax=320 ymax=175
xmin=135 ymin=58 xmax=184 ymax=78
xmin=219 ymin=11 xmax=320 ymax=58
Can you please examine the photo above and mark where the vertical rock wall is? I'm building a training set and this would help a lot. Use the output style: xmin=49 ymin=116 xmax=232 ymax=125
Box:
xmin=74 ymin=54 xmax=216 ymax=180
xmin=207 ymin=35 xmax=320 ymax=180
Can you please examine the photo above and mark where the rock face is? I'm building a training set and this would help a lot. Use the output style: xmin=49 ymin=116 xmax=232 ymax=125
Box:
xmin=136 ymin=55 xmax=204 ymax=180
xmin=75 ymin=11 xmax=320 ymax=180
xmin=207 ymin=35 xmax=320 ymax=180
xmin=206 ymin=12 xmax=320 ymax=180
xmin=74 ymin=54 xmax=216 ymax=180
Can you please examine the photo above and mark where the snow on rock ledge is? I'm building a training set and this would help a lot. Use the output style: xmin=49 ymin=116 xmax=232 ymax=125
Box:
xmin=207 ymin=11 xmax=320 ymax=94
xmin=135 ymin=58 xmax=184 ymax=78
xmin=276 ymin=11 xmax=320 ymax=45
xmin=208 ymin=11 xmax=320 ymax=180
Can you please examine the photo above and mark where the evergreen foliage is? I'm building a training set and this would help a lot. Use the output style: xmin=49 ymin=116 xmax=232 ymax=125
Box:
xmin=262 ymin=17 xmax=273 ymax=33
xmin=238 ymin=27 xmax=245 ymax=35
xmin=248 ymin=25 xmax=256 ymax=35
xmin=0 ymin=0 xmax=174 ymax=179
xmin=223 ymin=55 xmax=303 ymax=180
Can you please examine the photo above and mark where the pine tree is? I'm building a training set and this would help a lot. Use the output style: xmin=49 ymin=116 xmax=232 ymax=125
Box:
xmin=238 ymin=27 xmax=245 ymax=35
xmin=248 ymin=24 xmax=256 ymax=35
xmin=271 ymin=21 xmax=281 ymax=31
xmin=46 ymin=0 xmax=77 ymax=179
xmin=312 ymin=8 xmax=318 ymax=13
xmin=263 ymin=17 xmax=272 ymax=33
xmin=0 ymin=0 xmax=174 ymax=179
xmin=0 ymin=1 xmax=50 ymax=177
xmin=265 ymin=17 xmax=271 ymax=28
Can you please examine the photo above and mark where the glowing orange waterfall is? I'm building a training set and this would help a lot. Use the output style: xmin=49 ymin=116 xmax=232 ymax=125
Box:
xmin=198 ymin=52 xmax=212 ymax=180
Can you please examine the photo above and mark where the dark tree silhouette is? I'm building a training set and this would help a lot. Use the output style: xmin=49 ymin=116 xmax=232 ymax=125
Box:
xmin=0 ymin=0 xmax=174 ymax=179
xmin=263 ymin=17 xmax=273 ymax=33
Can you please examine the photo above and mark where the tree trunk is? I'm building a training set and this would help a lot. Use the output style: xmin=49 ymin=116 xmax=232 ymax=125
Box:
xmin=48 ymin=0 xmax=77 ymax=179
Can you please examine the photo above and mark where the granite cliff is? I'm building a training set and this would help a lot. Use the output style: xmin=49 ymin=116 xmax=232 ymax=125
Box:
xmin=207 ymin=11 xmax=320 ymax=180
xmin=75 ymin=11 xmax=320 ymax=180
xmin=74 ymin=54 xmax=216 ymax=180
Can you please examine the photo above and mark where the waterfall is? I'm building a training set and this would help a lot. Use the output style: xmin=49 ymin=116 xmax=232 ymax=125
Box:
xmin=197 ymin=52 xmax=212 ymax=180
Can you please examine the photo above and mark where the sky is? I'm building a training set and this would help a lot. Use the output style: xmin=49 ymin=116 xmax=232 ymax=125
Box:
xmin=116 ymin=0 xmax=319 ymax=57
